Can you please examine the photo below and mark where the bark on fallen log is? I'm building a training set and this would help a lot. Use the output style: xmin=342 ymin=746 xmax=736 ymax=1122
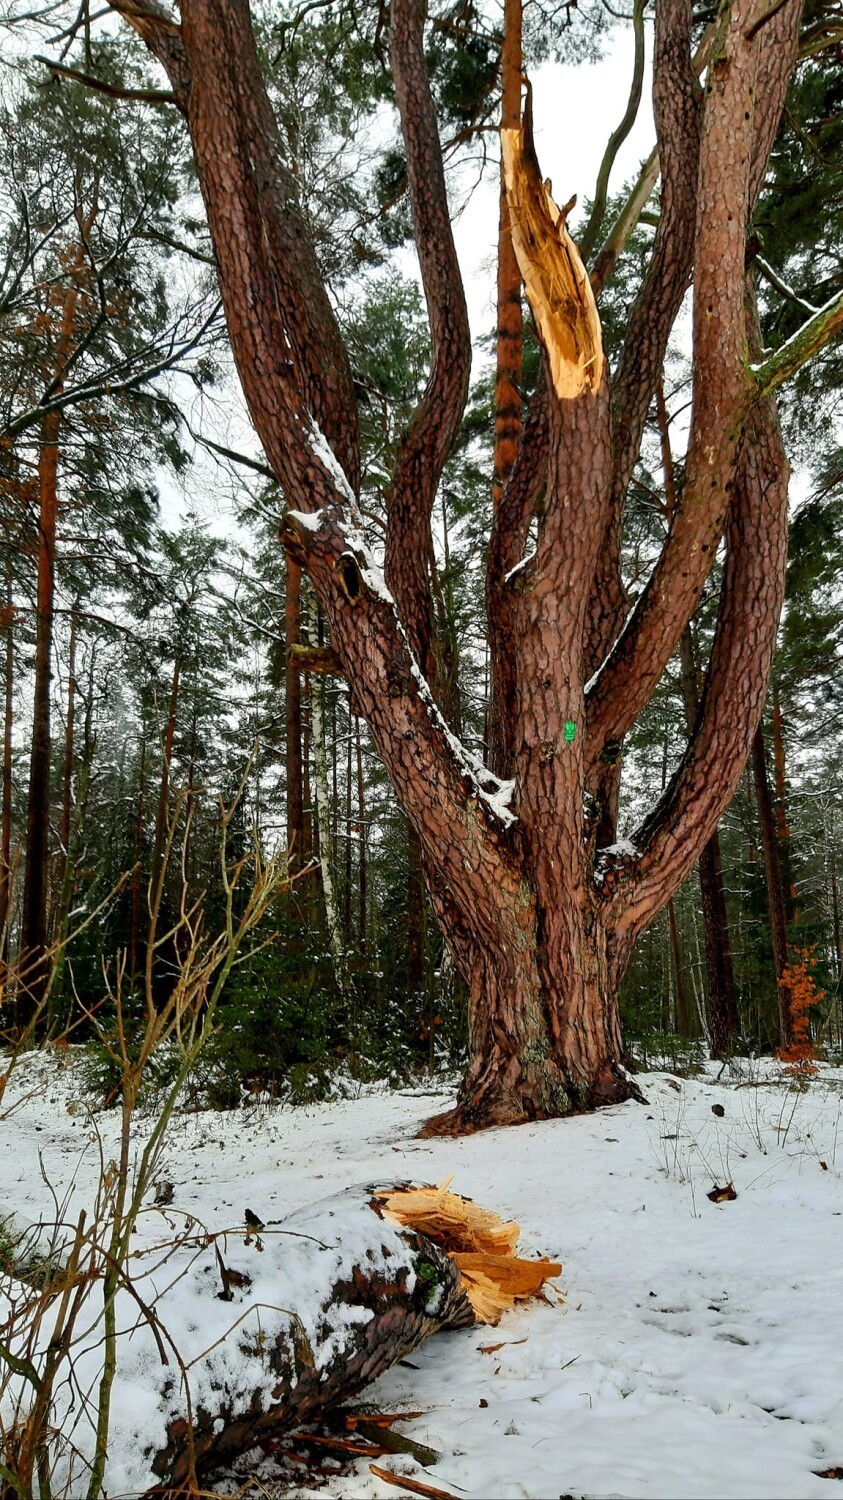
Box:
xmin=2 ymin=1182 xmax=559 ymax=1495
xmin=147 ymin=1186 xmax=474 ymax=1488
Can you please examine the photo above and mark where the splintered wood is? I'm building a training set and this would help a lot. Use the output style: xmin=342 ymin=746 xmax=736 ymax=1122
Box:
xmin=376 ymin=1179 xmax=561 ymax=1325
xmin=500 ymin=95 xmax=603 ymax=401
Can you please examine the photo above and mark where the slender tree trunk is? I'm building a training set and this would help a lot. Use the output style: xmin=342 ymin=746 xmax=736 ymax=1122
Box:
xmin=660 ymin=377 xmax=740 ymax=1059
xmin=492 ymin=0 xmax=523 ymax=512
xmin=407 ymin=826 xmax=425 ymax=998
xmin=51 ymin=611 xmax=77 ymax=952
xmin=752 ymin=725 xmax=794 ymax=1047
xmin=18 ymin=228 xmax=93 ymax=1027
xmin=355 ymin=713 xmax=367 ymax=955
xmin=302 ymin=670 xmax=312 ymax=866
xmin=284 ymin=556 xmax=307 ymax=872
xmin=151 ymin=655 xmax=181 ymax=902
xmin=308 ymin=592 xmax=345 ymax=986
xmin=667 ymin=896 xmax=691 ymax=1035
xmin=772 ymin=684 xmax=797 ymax=922
xmin=830 ymin=846 xmax=842 ymax=1045
xmin=487 ymin=0 xmax=523 ymax=775
xmin=130 ymin=731 xmax=147 ymax=985
xmin=18 ymin=411 xmax=60 ymax=1027
xmin=344 ymin=712 xmax=352 ymax=940
xmin=697 ymin=835 xmax=739 ymax=1056
xmin=0 ymin=557 xmax=14 ymax=983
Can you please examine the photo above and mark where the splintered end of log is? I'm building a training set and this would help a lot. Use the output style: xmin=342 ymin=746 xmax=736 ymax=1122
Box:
xmin=501 ymin=118 xmax=604 ymax=400
xmin=374 ymin=1180 xmax=561 ymax=1325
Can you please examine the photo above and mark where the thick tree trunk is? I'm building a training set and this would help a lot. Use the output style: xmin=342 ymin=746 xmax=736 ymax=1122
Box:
xmin=425 ymin=889 xmax=639 ymax=1134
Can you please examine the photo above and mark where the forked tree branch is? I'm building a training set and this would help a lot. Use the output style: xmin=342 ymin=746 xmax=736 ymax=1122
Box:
xmin=117 ymin=0 xmax=361 ymax=493
xmin=108 ymin=0 xmax=192 ymax=100
xmin=112 ymin=0 xmax=523 ymax=965
xmin=583 ymin=0 xmax=702 ymax=680
xmin=584 ymin=0 xmax=803 ymax=772
xmin=608 ymin=376 xmax=789 ymax=944
xmin=385 ymin=0 xmax=471 ymax=686
xmin=35 ymin=54 xmax=179 ymax=104
xmin=588 ymin=13 xmax=723 ymax=298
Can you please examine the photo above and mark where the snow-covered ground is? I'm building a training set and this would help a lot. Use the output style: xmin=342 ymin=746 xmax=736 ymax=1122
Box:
xmin=3 ymin=1049 xmax=843 ymax=1499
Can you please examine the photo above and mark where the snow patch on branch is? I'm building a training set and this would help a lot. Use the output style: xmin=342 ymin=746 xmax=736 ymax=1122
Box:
xmin=594 ymin=837 xmax=641 ymax=884
xmin=504 ymin=547 xmax=536 ymax=585
xmin=304 ymin=417 xmax=518 ymax=828
xmin=285 ymin=509 xmax=324 ymax=533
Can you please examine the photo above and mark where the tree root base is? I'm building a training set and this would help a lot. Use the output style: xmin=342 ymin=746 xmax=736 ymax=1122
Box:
xmin=421 ymin=1060 xmax=647 ymax=1137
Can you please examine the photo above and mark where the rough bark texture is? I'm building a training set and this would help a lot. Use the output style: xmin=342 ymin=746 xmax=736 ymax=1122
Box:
xmin=110 ymin=0 xmax=826 ymax=1131
xmin=385 ymin=0 xmax=470 ymax=692
xmin=134 ymin=1187 xmax=473 ymax=1490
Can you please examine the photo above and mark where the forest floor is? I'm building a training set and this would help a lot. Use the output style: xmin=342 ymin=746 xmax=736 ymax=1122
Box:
xmin=3 ymin=1050 xmax=843 ymax=1499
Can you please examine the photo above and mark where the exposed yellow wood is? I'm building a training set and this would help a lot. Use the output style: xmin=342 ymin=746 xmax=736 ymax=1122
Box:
xmin=501 ymin=107 xmax=604 ymax=400
xmin=376 ymin=1180 xmax=562 ymax=1325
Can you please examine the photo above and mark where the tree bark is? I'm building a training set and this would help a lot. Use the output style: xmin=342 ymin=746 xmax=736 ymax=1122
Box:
xmin=752 ymin=724 xmax=794 ymax=1047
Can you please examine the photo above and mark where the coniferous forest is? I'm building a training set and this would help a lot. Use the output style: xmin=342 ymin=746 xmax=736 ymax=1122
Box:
xmin=0 ymin=0 xmax=842 ymax=1494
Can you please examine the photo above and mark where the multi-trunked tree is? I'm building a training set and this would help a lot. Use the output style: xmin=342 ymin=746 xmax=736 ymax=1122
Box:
xmin=88 ymin=0 xmax=842 ymax=1130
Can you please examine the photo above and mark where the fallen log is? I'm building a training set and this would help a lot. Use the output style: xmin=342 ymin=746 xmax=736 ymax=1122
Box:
xmin=3 ymin=1182 xmax=559 ymax=1495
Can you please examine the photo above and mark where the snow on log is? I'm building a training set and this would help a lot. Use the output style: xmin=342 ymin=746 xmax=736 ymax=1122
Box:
xmin=501 ymin=88 xmax=604 ymax=401
xmin=1 ymin=1182 xmax=560 ymax=1495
